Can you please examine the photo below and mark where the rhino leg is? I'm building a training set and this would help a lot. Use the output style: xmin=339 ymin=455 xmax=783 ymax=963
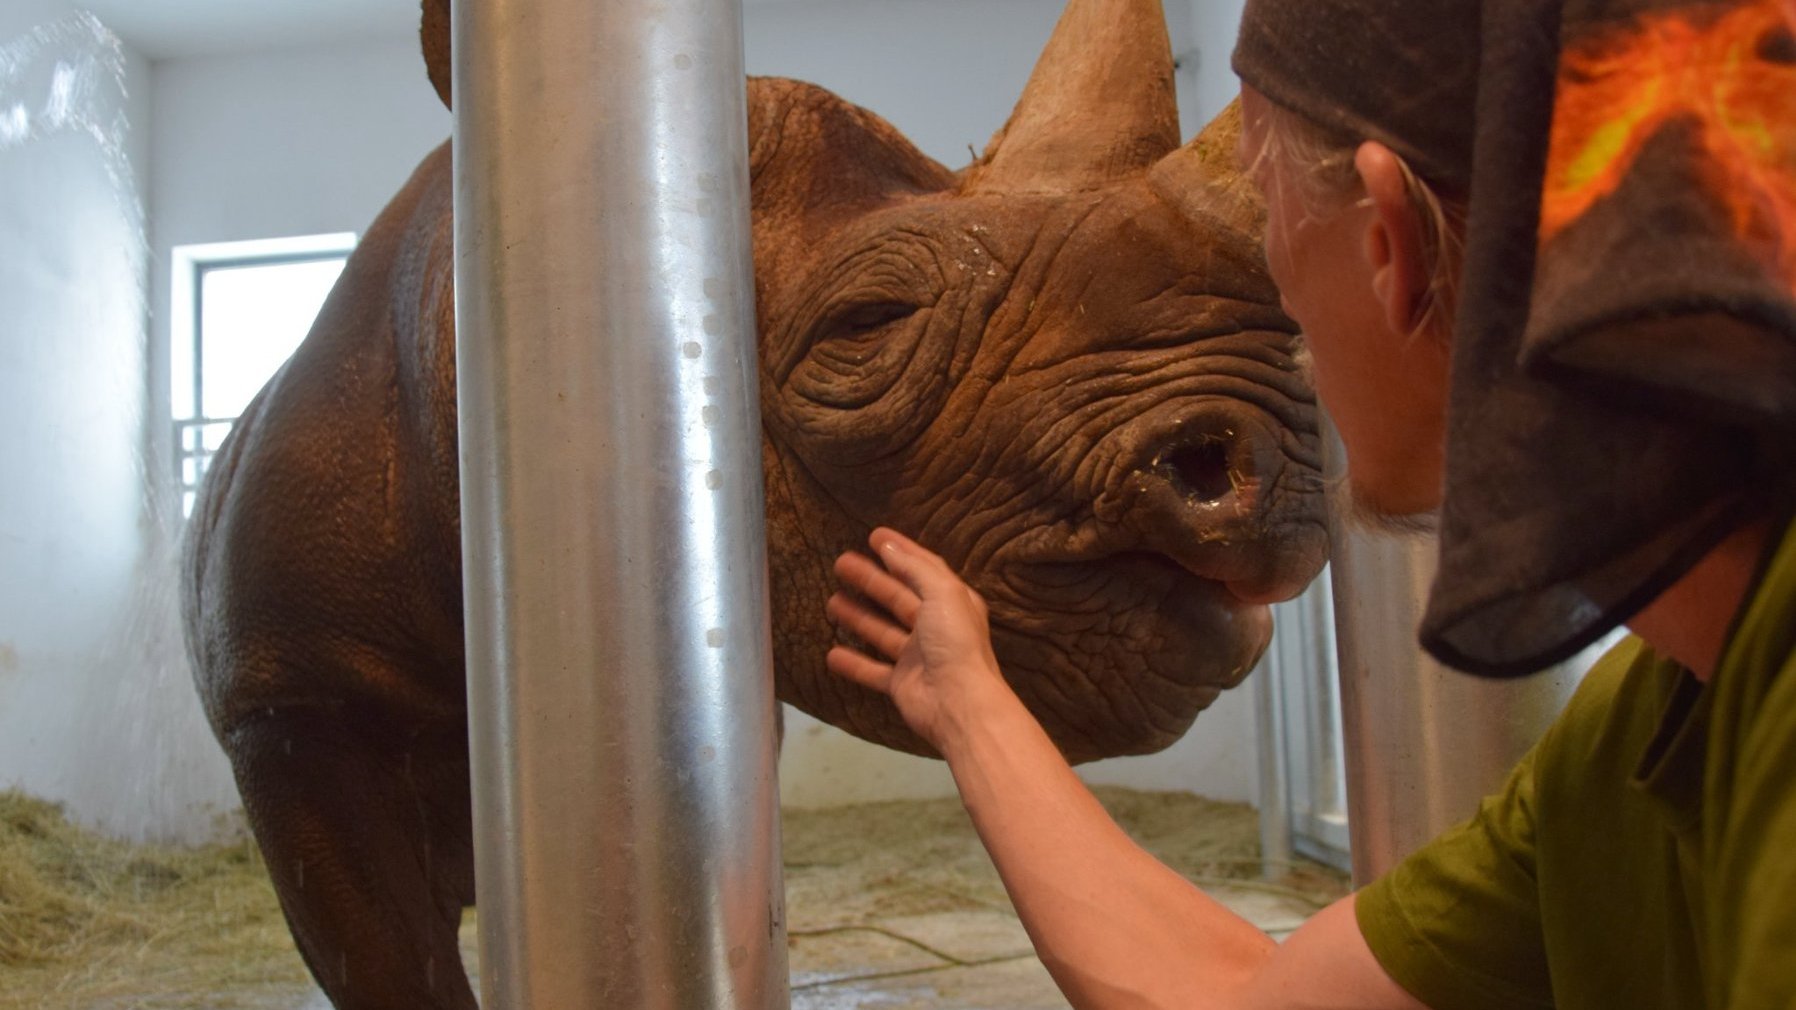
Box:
xmin=226 ymin=711 xmax=476 ymax=1010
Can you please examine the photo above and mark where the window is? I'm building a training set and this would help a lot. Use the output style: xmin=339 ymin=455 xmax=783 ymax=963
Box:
xmin=171 ymin=233 xmax=356 ymax=516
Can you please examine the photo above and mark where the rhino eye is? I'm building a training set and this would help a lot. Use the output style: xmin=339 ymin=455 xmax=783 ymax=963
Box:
xmin=788 ymin=297 xmax=929 ymax=414
xmin=830 ymin=301 xmax=918 ymax=336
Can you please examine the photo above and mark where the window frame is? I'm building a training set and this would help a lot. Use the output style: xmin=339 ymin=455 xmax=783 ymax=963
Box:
xmin=169 ymin=232 xmax=357 ymax=516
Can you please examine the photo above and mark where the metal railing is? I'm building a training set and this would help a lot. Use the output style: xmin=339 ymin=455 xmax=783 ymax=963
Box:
xmin=174 ymin=416 xmax=237 ymax=516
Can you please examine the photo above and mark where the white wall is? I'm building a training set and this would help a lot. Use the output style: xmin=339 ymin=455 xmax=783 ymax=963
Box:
xmin=0 ymin=26 xmax=453 ymax=844
xmin=0 ymin=3 xmax=177 ymax=837
xmin=146 ymin=36 xmax=453 ymax=461
xmin=1184 ymin=0 xmax=1249 ymax=125
xmin=147 ymin=38 xmax=450 ymax=253
xmin=3 ymin=0 xmax=1257 ymax=840
xmin=742 ymin=0 xmax=1239 ymax=168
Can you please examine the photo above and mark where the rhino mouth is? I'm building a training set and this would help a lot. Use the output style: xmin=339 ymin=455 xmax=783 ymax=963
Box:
xmin=978 ymin=544 xmax=1275 ymax=754
xmin=1102 ymin=482 xmax=1320 ymax=606
xmin=998 ymin=549 xmax=1276 ymax=643
xmin=1107 ymin=551 xmax=1282 ymax=606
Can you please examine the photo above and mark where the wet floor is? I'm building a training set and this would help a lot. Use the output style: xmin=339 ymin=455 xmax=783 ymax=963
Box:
xmin=4 ymin=789 xmax=1345 ymax=1010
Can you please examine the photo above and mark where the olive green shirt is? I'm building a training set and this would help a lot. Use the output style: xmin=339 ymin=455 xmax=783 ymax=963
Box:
xmin=1356 ymin=520 xmax=1796 ymax=1010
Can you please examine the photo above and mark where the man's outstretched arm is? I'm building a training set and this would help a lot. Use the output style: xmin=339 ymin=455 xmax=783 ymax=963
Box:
xmin=825 ymin=528 xmax=1430 ymax=1010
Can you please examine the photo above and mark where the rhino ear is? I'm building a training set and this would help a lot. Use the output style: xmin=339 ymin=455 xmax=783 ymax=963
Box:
xmin=1147 ymin=100 xmax=1266 ymax=238
xmin=747 ymin=79 xmax=955 ymax=223
xmin=422 ymin=0 xmax=452 ymax=110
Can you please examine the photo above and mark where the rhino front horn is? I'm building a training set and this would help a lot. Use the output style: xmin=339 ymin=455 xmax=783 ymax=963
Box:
xmin=969 ymin=0 xmax=1180 ymax=192
xmin=422 ymin=0 xmax=451 ymax=110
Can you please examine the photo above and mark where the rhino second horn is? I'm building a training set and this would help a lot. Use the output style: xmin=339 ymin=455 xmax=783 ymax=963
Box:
xmin=969 ymin=0 xmax=1180 ymax=193
xmin=1147 ymin=100 xmax=1269 ymax=239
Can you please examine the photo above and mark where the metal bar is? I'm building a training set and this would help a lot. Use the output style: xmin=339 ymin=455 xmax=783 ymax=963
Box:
xmin=1253 ymin=624 xmax=1294 ymax=880
xmin=195 ymin=250 xmax=349 ymax=273
xmin=190 ymin=266 xmax=204 ymax=427
xmin=1322 ymin=425 xmax=1581 ymax=884
xmin=452 ymin=0 xmax=787 ymax=1006
xmin=1258 ymin=574 xmax=1353 ymax=875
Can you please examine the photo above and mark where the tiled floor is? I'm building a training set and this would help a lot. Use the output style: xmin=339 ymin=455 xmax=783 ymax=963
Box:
xmin=284 ymin=883 xmax=1313 ymax=1010
xmin=782 ymin=885 xmax=1316 ymax=1009
xmin=287 ymin=790 xmax=1340 ymax=1010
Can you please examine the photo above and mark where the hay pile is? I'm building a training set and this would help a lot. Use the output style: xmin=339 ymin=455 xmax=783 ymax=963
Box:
xmin=0 ymin=792 xmax=310 ymax=1010
xmin=782 ymin=788 xmax=1345 ymax=932
xmin=2 ymin=787 xmax=1346 ymax=1009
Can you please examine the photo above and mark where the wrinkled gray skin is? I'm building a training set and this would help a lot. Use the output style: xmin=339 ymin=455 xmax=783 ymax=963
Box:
xmin=181 ymin=2 xmax=1326 ymax=1007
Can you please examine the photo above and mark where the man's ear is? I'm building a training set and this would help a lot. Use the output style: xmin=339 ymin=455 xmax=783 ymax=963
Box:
xmin=1356 ymin=141 xmax=1432 ymax=338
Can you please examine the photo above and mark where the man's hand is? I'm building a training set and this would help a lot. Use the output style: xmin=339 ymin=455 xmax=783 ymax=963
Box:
xmin=825 ymin=527 xmax=1016 ymax=756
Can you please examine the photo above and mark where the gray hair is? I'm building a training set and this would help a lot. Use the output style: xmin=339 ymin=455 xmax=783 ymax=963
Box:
xmin=1251 ymin=98 xmax=1466 ymax=342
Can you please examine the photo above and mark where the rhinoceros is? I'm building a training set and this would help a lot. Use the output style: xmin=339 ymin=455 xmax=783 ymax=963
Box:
xmin=181 ymin=0 xmax=1326 ymax=1006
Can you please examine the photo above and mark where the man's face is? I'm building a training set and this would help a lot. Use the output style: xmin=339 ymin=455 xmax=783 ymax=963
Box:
xmin=1237 ymin=86 xmax=1452 ymax=521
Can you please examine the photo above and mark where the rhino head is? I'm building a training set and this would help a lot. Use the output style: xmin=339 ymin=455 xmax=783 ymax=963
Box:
xmin=426 ymin=0 xmax=1327 ymax=764
xmin=745 ymin=2 xmax=1327 ymax=762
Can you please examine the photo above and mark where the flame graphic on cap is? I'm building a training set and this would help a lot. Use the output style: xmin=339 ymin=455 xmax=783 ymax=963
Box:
xmin=1541 ymin=0 xmax=1796 ymax=285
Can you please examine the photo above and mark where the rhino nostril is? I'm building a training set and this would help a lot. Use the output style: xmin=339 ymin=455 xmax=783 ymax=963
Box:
xmin=1155 ymin=440 xmax=1235 ymax=503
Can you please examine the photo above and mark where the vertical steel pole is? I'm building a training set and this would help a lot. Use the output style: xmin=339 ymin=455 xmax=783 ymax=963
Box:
xmin=1323 ymin=427 xmax=1582 ymax=884
xmin=1253 ymin=610 xmax=1295 ymax=880
xmin=452 ymin=0 xmax=787 ymax=1006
